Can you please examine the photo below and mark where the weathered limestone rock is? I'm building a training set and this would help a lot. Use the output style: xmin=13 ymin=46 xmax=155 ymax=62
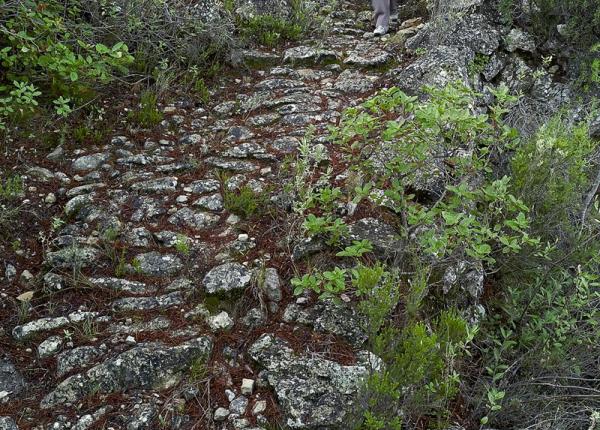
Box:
xmin=249 ymin=334 xmax=379 ymax=429
xmin=203 ymin=262 xmax=252 ymax=295
xmin=41 ymin=337 xmax=212 ymax=408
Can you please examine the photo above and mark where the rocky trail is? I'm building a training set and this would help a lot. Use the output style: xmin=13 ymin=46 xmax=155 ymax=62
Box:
xmin=0 ymin=4 xmax=423 ymax=429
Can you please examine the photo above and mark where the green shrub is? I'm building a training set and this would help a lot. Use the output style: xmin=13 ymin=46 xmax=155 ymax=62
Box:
xmin=0 ymin=0 xmax=134 ymax=128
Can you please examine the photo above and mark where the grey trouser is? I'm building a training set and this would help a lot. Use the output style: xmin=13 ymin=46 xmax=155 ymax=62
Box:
xmin=372 ymin=0 xmax=398 ymax=28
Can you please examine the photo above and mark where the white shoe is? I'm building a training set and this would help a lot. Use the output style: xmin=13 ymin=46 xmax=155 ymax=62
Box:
xmin=373 ymin=25 xmax=388 ymax=36
xmin=390 ymin=13 xmax=399 ymax=23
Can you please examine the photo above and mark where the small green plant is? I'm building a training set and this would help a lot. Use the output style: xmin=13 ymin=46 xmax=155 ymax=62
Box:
xmin=468 ymin=53 xmax=491 ymax=77
xmin=128 ymin=90 xmax=163 ymax=127
xmin=188 ymin=357 xmax=208 ymax=383
xmin=174 ymin=234 xmax=191 ymax=256
xmin=0 ymin=175 xmax=23 ymax=200
xmin=223 ymin=185 xmax=266 ymax=219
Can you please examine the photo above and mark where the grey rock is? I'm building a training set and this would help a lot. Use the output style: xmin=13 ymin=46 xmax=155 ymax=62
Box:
xmin=589 ymin=115 xmax=600 ymax=139
xmin=87 ymin=277 xmax=156 ymax=295
xmin=193 ymin=193 xmax=224 ymax=211
xmin=168 ymin=207 xmax=220 ymax=230
xmin=262 ymin=268 xmax=282 ymax=302
xmin=56 ymin=346 xmax=103 ymax=377
xmin=249 ymin=334 xmax=378 ymax=429
xmin=72 ymin=406 xmax=111 ymax=430
xmin=125 ymin=227 xmax=153 ymax=247
xmin=43 ymin=272 xmax=65 ymax=291
xmin=333 ymin=69 xmax=377 ymax=93
xmin=108 ymin=316 xmax=171 ymax=334
xmin=26 ymin=166 xmax=55 ymax=182
xmin=283 ymin=301 xmax=367 ymax=347
xmin=38 ymin=335 xmax=63 ymax=358
xmin=204 ymin=157 xmax=259 ymax=172
xmin=203 ymin=262 xmax=252 ymax=294
xmin=188 ymin=179 xmax=220 ymax=194
xmin=390 ymin=45 xmax=474 ymax=95
xmin=225 ymin=126 xmax=255 ymax=142
xmin=255 ymin=78 xmax=306 ymax=91
xmin=214 ymin=407 xmax=230 ymax=421
xmin=229 ymin=396 xmax=248 ymax=415
xmin=45 ymin=246 xmax=100 ymax=270
xmin=222 ymin=142 xmax=272 ymax=159
xmin=505 ymin=28 xmax=536 ymax=53
xmin=242 ymin=307 xmax=267 ymax=329
xmin=47 ymin=145 xmax=65 ymax=161
xmin=130 ymin=252 xmax=183 ymax=277
xmin=0 ymin=417 xmax=18 ymax=430
xmin=111 ymin=292 xmax=184 ymax=312
xmin=126 ymin=402 xmax=158 ymax=430
xmin=72 ymin=153 xmax=109 ymax=171
xmin=347 ymin=218 xmax=401 ymax=256
xmin=0 ymin=357 xmax=25 ymax=400
xmin=283 ymin=46 xmax=339 ymax=64
xmin=130 ymin=177 xmax=178 ymax=193
xmin=66 ymin=182 xmax=106 ymax=198
xmin=344 ymin=44 xmax=393 ymax=67
xmin=443 ymin=259 xmax=484 ymax=299
xmin=64 ymin=194 xmax=93 ymax=217
xmin=41 ymin=337 xmax=213 ymax=408
xmin=207 ymin=311 xmax=234 ymax=331
xmin=179 ymin=133 xmax=206 ymax=146
xmin=12 ymin=316 xmax=70 ymax=340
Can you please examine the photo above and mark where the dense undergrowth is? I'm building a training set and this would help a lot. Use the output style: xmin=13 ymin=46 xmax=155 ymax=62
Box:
xmin=288 ymin=82 xmax=600 ymax=429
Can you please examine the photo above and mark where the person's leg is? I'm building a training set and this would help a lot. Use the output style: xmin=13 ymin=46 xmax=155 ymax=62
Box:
xmin=372 ymin=0 xmax=391 ymax=30
xmin=390 ymin=0 xmax=398 ymax=15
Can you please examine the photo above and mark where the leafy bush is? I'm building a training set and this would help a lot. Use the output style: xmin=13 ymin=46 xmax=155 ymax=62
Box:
xmin=0 ymin=0 xmax=134 ymax=128
xmin=471 ymin=115 xmax=600 ymax=429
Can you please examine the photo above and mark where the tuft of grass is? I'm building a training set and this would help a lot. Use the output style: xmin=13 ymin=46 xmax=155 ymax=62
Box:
xmin=128 ymin=90 xmax=163 ymax=127
xmin=223 ymin=185 xmax=267 ymax=219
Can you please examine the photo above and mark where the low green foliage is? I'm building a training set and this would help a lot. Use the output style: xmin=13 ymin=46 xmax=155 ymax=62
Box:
xmin=0 ymin=0 xmax=134 ymax=129
xmin=128 ymin=90 xmax=163 ymax=127
xmin=0 ymin=175 xmax=23 ymax=200
xmin=223 ymin=185 xmax=267 ymax=219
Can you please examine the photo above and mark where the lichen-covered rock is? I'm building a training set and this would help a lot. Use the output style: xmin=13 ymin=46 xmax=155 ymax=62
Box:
xmin=45 ymin=246 xmax=100 ymax=270
xmin=56 ymin=346 xmax=104 ymax=377
xmin=249 ymin=334 xmax=379 ymax=429
xmin=41 ymin=337 xmax=212 ymax=408
xmin=168 ymin=207 xmax=220 ymax=230
xmin=0 ymin=357 xmax=25 ymax=402
xmin=343 ymin=43 xmax=393 ymax=67
xmin=505 ymin=28 xmax=536 ymax=53
xmin=283 ymin=301 xmax=367 ymax=347
xmin=347 ymin=218 xmax=401 ymax=257
xmin=0 ymin=417 xmax=18 ymax=430
xmin=88 ymin=277 xmax=156 ymax=295
xmin=203 ymin=262 xmax=252 ymax=294
xmin=390 ymin=45 xmax=473 ymax=95
xmin=111 ymin=292 xmax=184 ymax=312
xmin=129 ymin=252 xmax=183 ymax=277
xmin=72 ymin=153 xmax=110 ymax=171
xmin=130 ymin=177 xmax=178 ymax=193
xmin=590 ymin=115 xmax=600 ymax=140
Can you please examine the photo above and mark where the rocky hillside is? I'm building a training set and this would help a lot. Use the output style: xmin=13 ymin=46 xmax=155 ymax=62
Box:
xmin=1 ymin=0 xmax=599 ymax=429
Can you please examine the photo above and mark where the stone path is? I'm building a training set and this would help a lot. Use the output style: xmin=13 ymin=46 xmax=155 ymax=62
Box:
xmin=0 ymin=4 xmax=418 ymax=429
